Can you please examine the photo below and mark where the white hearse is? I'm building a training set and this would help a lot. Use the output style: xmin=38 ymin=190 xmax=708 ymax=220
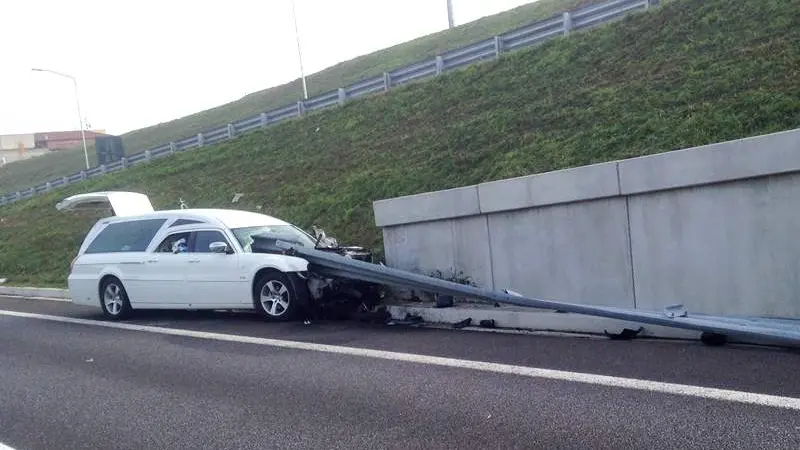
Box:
xmin=57 ymin=191 xmax=377 ymax=321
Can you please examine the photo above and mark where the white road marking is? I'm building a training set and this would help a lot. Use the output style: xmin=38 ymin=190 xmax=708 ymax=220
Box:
xmin=0 ymin=441 xmax=17 ymax=450
xmin=2 ymin=308 xmax=800 ymax=411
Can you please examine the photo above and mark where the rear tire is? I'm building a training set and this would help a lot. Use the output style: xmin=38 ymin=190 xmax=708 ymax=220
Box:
xmin=253 ymin=270 xmax=308 ymax=322
xmin=100 ymin=277 xmax=133 ymax=320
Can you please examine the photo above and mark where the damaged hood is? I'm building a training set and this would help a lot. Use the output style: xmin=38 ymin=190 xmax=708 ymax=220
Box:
xmin=249 ymin=232 xmax=373 ymax=263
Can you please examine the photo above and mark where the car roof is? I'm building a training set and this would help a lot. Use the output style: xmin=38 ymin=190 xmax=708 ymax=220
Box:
xmin=56 ymin=191 xmax=294 ymax=229
xmin=102 ymin=208 xmax=292 ymax=229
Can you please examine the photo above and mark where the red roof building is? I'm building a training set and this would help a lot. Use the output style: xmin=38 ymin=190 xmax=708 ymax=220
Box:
xmin=34 ymin=130 xmax=107 ymax=150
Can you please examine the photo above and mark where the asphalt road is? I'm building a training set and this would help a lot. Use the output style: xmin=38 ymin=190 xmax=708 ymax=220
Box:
xmin=2 ymin=296 xmax=800 ymax=450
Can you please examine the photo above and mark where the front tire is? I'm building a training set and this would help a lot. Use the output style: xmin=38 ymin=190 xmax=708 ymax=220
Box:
xmin=100 ymin=277 xmax=133 ymax=320
xmin=254 ymin=270 xmax=307 ymax=322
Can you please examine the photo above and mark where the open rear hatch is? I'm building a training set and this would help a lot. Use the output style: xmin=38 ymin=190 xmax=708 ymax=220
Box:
xmin=56 ymin=191 xmax=155 ymax=217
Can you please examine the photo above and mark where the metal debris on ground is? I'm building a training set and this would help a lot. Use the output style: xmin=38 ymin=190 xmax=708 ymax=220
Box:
xmin=479 ymin=319 xmax=496 ymax=329
xmin=603 ymin=327 xmax=644 ymax=341
xmin=351 ymin=305 xmax=392 ymax=324
xmin=453 ymin=318 xmax=472 ymax=329
xmin=387 ymin=313 xmax=424 ymax=327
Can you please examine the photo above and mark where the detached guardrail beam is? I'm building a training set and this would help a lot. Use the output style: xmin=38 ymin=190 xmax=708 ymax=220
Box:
xmin=279 ymin=242 xmax=800 ymax=348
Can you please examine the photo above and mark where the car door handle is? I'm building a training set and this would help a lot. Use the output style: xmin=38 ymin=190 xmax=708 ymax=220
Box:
xmin=188 ymin=260 xmax=200 ymax=263
xmin=146 ymin=260 xmax=158 ymax=263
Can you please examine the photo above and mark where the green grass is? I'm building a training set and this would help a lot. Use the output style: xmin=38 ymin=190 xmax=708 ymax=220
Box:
xmin=1 ymin=0 xmax=798 ymax=287
xmin=0 ymin=144 xmax=98 ymax=194
xmin=0 ymin=0 xmax=601 ymax=194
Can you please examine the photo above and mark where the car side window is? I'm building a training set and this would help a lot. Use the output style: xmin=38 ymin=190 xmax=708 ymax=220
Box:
xmin=192 ymin=230 xmax=231 ymax=253
xmin=155 ymin=232 xmax=191 ymax=253
xmin=85 ymin=219 xmax=167 ymax=254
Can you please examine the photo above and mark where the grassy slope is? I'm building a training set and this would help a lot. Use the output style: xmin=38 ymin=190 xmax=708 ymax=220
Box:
xmin=0 ymin=144 xmax=98 ymax=193
xmin=1 ymin=0 xmax=798 ymax=287
xmin=0 ymin=0 xmax=599 ymax=195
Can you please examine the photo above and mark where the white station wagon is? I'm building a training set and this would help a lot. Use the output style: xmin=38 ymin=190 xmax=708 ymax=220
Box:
xmin=58 ymin=191 xmax=377 ymax=321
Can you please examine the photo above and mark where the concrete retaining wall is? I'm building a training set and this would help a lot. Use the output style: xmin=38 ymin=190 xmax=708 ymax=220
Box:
xmin=373 ymin=128 xmax=800 ymax=318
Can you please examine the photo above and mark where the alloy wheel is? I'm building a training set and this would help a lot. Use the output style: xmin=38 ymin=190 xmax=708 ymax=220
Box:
xmin=260 ymin=280 xmax=290 ymax=317
xmin=103 ymin=283 xmax=124 ymax=316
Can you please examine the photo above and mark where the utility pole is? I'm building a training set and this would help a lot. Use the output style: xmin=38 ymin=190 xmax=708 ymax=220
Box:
xmin=447 ymin=0 xmax=455 ymax=28
xmin=291 ymin=0 xmax=309 ymax=100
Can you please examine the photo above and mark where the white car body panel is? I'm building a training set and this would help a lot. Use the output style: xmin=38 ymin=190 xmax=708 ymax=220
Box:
xmin=60 ymin=191 xmax=316 ymax=313
xmin=56 ymin=191 xmax=155 ymax=217
xmin=127 ymin=252 xmax=189 ymax=305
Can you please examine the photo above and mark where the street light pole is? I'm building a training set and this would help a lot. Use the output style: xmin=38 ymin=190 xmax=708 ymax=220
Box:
xmin=290 ymin=0 xmax=309 ymax=100
xmin=447 ymin=0 xmax=455 ymax=28
xmin=31 ymin=68 xmax=90 ymax=170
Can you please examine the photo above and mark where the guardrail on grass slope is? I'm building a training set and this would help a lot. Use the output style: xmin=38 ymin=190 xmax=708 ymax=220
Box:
xmin=0 ymin=0 xmax=660 ymax=206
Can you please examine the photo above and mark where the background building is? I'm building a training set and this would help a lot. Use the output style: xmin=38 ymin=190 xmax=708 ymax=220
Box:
xmin=0 ymin=129 xmax=106 ymax=165
xmin=33 ymin=129 xmax=107 ymax=151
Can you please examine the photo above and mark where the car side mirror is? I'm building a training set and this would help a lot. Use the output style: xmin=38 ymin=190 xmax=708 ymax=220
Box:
xmin=209 ymin=242 xmax=231 ymax=254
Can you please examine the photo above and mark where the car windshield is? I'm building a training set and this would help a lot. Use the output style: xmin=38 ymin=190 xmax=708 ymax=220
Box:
xmin=231 ymin=224 xmax=318 ymax=252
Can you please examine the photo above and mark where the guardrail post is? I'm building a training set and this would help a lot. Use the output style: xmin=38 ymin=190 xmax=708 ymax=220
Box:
xmin=260 ymin=113 xmax=269 ymax=127
xmin=197 ymin=133 xmax=204 ymax=147
xmin=45 ymin=182 xmax=52 ymax=192
xmin=169 ymin=142 xmax=177 ymax=153
xmin=645 ymin=0 xmax=658 ymax=8
xmin=494 ymin=36 xmax=503 ymax=58
xmin=62 ymin=176 xmax=69 ymax=185
xmin=383 ymin=72 xmax=391 ymax=91
xmin=297 ymin=101 xmax=306 ymax=116
xmin=100 ymin=164 xmax=107 ymax=174
xmin=121 ymin=157 xmax=128 ymax=169
xmin=0 ymin=196 xmax=5 ymax=205
xmin=338 ymin=88 xmax=346 ymax=106
xmin=563 ymin=12 xmax=573 ymax=34
xmin=144 ymin=150 xmax=152 ymax=161
xmin=80 ymin=170 xmax=87 ymax=180
xmin=227 ymin=123 xmax=235 ymax=139
xmin=435 ymin=56 xmax=444 ymax=75
xmin=15 ymin=191 xmax=22 ymax=200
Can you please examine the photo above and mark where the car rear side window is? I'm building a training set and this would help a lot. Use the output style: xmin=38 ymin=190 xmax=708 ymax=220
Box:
xmin=84 ymin=219 xmax=167 ymax=254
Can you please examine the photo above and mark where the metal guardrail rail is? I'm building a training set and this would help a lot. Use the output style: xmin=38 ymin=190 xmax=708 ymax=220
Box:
xmin=1 ymin=0 xmax=661 ymax=207
xmin=281 ymin=243 xmax=800 ymax=348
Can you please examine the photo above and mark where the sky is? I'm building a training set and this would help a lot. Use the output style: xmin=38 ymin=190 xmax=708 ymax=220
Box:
xmin=1 ymin=0 xmax=538 ymax=136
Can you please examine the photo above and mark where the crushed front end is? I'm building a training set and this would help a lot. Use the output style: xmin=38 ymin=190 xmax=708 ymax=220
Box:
xmin=249 ymin=229 xmax=385 ymax=316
